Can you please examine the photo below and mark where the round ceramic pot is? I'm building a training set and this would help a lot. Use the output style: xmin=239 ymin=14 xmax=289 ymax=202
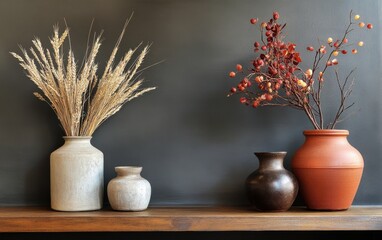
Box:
xmin=246 ymin=152 xmax=299 ymax=211
xmin=107 ymin=166 xmax=151 ymax=211
xmin=50 ymin=136 xmax=104 ymax=211
xmin=292 ymin=130 xmax=364 ymax=210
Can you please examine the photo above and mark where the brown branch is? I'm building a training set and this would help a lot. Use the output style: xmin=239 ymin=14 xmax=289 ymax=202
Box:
xmin=328 ymin=69 xmax=356 ymax=129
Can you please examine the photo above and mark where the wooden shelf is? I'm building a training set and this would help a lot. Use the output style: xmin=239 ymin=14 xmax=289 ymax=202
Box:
xmin=0 ymin=206 xmax=381 ymax=232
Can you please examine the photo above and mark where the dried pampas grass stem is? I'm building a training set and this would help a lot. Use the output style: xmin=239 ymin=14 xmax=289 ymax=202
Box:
xmin=11 ymin=18 xmax=156 ymax=136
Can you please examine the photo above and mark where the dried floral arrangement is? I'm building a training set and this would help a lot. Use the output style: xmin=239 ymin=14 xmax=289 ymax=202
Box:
xmin=228 ymin=11 xmax=373 ymax=129
xmin=11 ymin=19 xmax=155 ymax=136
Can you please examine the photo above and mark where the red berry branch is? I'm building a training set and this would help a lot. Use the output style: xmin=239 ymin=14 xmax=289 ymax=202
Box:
xmin=228 ymin=11 xmax=373 ymax=129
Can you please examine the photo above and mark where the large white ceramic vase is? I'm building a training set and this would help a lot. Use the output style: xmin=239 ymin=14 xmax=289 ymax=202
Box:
xmin=50 ymin=136 xmax=104 ymax=211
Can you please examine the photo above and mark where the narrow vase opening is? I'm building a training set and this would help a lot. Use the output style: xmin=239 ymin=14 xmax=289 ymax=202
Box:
xmin=63 ymin=136 xmax=92 ymax=139
xmin=115 ymin=166 xmax=142 ymax=176
xmin=303 ymin=130 xmax=349 ymax=136
xmin=254 ymin=151 xmax=287 ymax=157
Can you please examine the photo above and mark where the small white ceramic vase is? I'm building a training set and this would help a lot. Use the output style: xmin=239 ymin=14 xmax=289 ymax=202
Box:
xmin=107 ymin=166 xmax=151 ymax=211
xmin=50 ymin=136 xmax=104 ymax=211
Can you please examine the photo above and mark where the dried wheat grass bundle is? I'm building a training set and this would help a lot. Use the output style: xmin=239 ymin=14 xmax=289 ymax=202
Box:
xmin=11 ymin=21 xmax=156 ymax=136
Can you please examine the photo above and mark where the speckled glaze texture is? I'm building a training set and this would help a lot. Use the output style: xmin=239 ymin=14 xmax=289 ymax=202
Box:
xmin=107 ymin=166 xmax=151 ymax=211
xmin=246 ymin=152 xmax=298 ymax=212
xmin=292 ymin=130 xmax=364 ymax=210
xmin=50 ymin=137 xmax=104 ymax=211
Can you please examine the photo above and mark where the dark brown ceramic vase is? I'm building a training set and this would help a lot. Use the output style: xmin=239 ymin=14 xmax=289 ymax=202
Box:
xmin=246 ymin=152 xmax=298 ymax=211
xmin=292 ymin=130 xmax=364 ymax=210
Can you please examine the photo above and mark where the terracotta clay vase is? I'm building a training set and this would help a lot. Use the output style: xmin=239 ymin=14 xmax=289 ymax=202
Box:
xmin=246 ymin=152 xmax=299 ymax=211
xmin=292 ymin=130 xmax=364 ymax=210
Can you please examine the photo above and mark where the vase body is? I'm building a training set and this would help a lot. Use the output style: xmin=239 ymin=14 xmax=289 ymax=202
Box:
xmin=50 ymin=136 xmax=104 ymax=211
xmin=107 ymin=166 xmax=151 ymax=211
xmin=292 ymin=130 xmax=364 ymax=210
xmin=246 ymin=152 xmax=298 ymax=211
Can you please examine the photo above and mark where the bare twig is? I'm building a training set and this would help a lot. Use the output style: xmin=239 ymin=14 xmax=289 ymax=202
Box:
xmin=228 ymin=10 xmax=369 ymax=129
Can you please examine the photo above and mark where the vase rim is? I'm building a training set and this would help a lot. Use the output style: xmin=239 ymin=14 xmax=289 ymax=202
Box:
xmin=303 ymin=129 xmax=349 ymax=136
xmin=115 ymin=166 xmax=142 ymax=170
xmin=63 ymin=136 xmax=92 ymax=139
xmin=115 ymin=166 xmax=142 ymax=174
xmin=254 ymin=152 xmax=287 ymax=158
xmin=254 ymin=151 xmax=287 ymax=154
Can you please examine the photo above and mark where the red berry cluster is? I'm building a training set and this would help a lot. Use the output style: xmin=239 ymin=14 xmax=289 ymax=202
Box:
xmin=229 ymin=12 xmax=306 ymax=108
xmin=227 ymin=11 xmax=373 ymax=129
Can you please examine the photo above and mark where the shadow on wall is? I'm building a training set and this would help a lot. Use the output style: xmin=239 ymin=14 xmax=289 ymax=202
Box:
xmin=174 ymin=64 xmax=309 ymax=206
xmin=21 ymin=94 xmax=64 ymax=206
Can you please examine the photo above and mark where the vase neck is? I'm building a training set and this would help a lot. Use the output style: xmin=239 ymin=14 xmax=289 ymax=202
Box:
xmin=303 ymin=130 xmax=349 ymax=145
xmin=115 ymin=166 xmax=142 ymax=177
xmin=255 ymin=152 xmax=286 ymax=170
xmin=63 ymin=136 xmax=92 ymax=146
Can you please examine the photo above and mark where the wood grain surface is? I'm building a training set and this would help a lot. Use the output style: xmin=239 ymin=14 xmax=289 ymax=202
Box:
xmin=0 ymin=206 xmax=381 ymax=232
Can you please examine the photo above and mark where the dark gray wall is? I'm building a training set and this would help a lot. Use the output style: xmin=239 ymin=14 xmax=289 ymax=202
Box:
xmin=0 ymin=0 xmax=381 ymax=208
